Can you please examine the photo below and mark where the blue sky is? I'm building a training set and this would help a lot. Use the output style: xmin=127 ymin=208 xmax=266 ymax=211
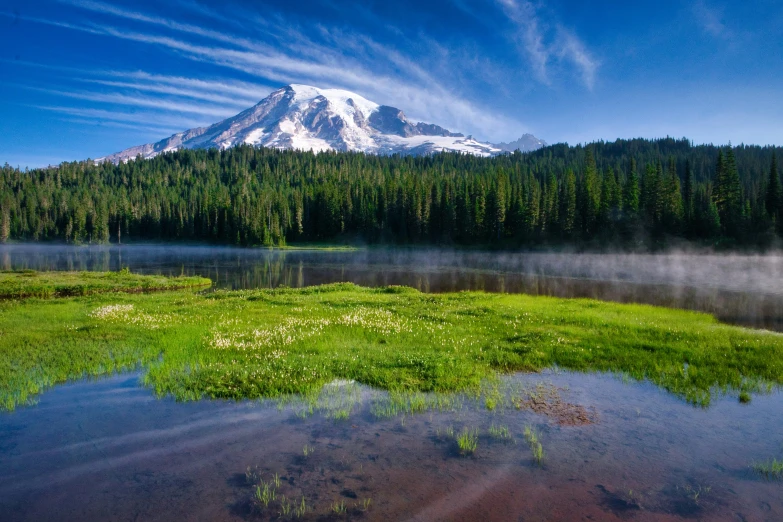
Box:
xmin=1 ymin=0 xmax=782 ymax=168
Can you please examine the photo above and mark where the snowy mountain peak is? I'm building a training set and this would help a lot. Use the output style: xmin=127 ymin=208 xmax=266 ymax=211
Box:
xmin=494 ymin=133 xmax=548 ymax=153
xmin=286 ymin=84 xmax=379 ymax=119
xmin=97 ymin=84 xmax=540 ymax=163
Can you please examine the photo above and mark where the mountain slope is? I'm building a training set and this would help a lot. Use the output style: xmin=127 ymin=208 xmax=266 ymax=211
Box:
xmin=98 ymin=84 xmax=512 ymax=163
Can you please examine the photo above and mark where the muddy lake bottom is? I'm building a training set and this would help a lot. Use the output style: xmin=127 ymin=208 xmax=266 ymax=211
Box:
xmin=1 ymin=371 xmax=782 ymax=521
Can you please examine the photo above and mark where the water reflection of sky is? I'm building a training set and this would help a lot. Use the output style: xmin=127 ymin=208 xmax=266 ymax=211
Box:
xmin=1 ymin=371 xmax=782 ymax=521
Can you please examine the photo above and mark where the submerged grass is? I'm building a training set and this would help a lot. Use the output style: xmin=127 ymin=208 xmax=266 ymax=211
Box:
xmin=488 ymin=424 xmax=513 ymax=442
xmin=1 ymin=279 xmax=783 ymax=410
xmin=524 ymin=425 xmax=545 ymax=466
xmin=751 ymin=459 xmax=783 ymax=480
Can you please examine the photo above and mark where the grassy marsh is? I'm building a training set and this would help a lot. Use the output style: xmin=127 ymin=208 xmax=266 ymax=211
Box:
xmin=0 ymin=268 xmax=210 ymax=299
xmin=1 ymin=276 xmax=783 ymax=411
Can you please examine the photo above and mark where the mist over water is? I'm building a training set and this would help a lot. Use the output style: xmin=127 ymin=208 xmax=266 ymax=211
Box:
xmin=2 ymin=243 xmax=782 ymax=330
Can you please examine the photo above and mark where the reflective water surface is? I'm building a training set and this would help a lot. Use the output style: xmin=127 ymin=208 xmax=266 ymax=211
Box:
xmin=1 ymin=372 xmax=782 ymax=521
xmin=1 ymin=244 xmax=783 ymax=521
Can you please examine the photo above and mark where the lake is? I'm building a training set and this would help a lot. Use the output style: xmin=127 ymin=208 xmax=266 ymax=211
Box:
xmin=1 ymin=244 xmax=782 ymax=521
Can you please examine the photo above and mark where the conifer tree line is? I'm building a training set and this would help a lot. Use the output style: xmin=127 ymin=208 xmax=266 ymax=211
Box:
xmin=1 ymin=137 xmax=781 ymax=248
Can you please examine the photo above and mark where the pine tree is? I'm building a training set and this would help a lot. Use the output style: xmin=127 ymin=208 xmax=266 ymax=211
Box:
xmin=0 ymin=208 xmax=8 ymax=244
xmin=623 ymin=158 xmax=640 ymax=215
xmin=662 ymin=156 xmax=683 ymax=230
xmin=581 ymin=148 xmax=600 ymax=235
xmin=714 ymin=148 xmax=743 ymax=237
xmin=493 ymin=176 xmax=507 ymax=240
xmin=683 ymin=159 xmax=694 ymax=233
xmin=642 ymin=162 xmax=663 ymax=225
xmin=560 ymin=169 xmax=577 ymax=236
xmin=540 ymin=172 xmax=558 ymax=235
xmin=600 ymin=167 xmax=616 ymax=225
xmin=766 ymin=152 xmax=781 ymax=230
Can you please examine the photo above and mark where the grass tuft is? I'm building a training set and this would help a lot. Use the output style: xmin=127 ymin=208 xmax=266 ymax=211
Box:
xmin=488 ymin=424 xmax=513 ymax=442
xmin=751 ymin=458 xmax=783 ymax=480
xmin=330 ymin=500 xmax=347 ymax=514
xmin=524 ymin=425 xmax=545 ymax=466
xmin=456 ymin=427 xmax=479 ymax=455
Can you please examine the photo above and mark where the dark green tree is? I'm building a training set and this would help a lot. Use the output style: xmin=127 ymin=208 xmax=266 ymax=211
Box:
xmin=766 ymin=152 xmax=781 ymax=231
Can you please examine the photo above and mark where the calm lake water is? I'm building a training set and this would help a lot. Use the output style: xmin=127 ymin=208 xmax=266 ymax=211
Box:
xmin=1 ymin=244 xmax=782 ymax=521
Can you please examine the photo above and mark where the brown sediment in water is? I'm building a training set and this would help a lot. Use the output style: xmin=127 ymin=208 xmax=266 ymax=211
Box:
xmin=514 ymin=383 xmax=598 ymax=426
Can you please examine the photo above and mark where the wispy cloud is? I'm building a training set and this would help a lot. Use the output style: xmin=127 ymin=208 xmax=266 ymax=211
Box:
xmin=32 ymin=106 xmax=211 ymax=130
xmin=83 ymin=79 xmax=261 ymax=107
xmin=555 ymin=28 xmax=598 ymax=90
xmin=110 ymin=72 xmax=272 ymax=102
xmin=34 ymin=0 xmax=526 ymax=140
xmin=496 ymin=0 xmax=598 ymax=90
xmin=23 ymin=86 xmax=245 ymax=117
xmin=54 ymin=117 xmax=185 ymax=137
xmin=56 ymin=0 xmax=254 ymax=49
xmin=4 ymin=59 xmax=273 ymax=134
xmin=693 ymin=0 xmax=730 ymax=39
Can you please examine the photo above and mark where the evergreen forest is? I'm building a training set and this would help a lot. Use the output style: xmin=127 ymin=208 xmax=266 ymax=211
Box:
xmin=1 ymin=137 xmax=782 ymax=249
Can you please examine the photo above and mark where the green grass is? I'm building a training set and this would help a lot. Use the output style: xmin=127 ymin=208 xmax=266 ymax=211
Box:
xmin=0 ymin=268 xmax=210 ymax=298
xmin=751 ymin=459 xmax=783 ymax=480
xmin=456 ymin=427 xmax=479 ymax=455
xmin=254 ymin=482 xmax=276 ymax=507
xmin=267 ymin=244 xmax=361 ymax=252
xmin=488 ymin=424 xmax=513 ymax=442
xmin=330 ymin=500 xmax=347 ymax=514
xmin=1 ymin=280 xmax=782 ymax=411
xmin=524 ymin=425 xmax=545 ymax=466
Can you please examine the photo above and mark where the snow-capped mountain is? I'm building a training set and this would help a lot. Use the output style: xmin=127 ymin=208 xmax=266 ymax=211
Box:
xmin=98 ymin=84 xmax=517 ymax=163
xmin=494 ymin=134 xmax=548 ymax=153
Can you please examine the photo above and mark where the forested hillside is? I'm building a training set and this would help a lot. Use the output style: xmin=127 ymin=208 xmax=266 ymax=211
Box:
xmin=1 ymin=138 xmax=781 ymax=249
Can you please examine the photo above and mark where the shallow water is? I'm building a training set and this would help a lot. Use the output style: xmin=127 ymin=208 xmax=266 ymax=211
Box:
xmin=1 ymin=371 xmax=782 ymax=521
xmin=2 ymin=244 xmax=783 ymax=330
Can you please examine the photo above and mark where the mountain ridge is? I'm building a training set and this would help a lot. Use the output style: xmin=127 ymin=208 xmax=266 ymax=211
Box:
xmin=494 ymin=134 xmax=548 ymax=153
xmin=98 ymin=84 xmax=544 ymax=163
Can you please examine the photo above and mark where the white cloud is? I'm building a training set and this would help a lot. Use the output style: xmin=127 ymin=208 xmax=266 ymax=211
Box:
xmin=32 ymin=106 xmax=211 ymax=130
xmin=110 ymin=72 xmax=273 ymax=102
xmin=555 ymin=28 xmax=599 ymax=90
xmin=84 ymin=79 xmax=262 ymax=107
xmin=55 ymin=117 xmax=185 ymax=137
xmin=26 ymin=87 xmax=245 ymax=117
xmin=496 ymin=0 xmax=598 ymax=90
